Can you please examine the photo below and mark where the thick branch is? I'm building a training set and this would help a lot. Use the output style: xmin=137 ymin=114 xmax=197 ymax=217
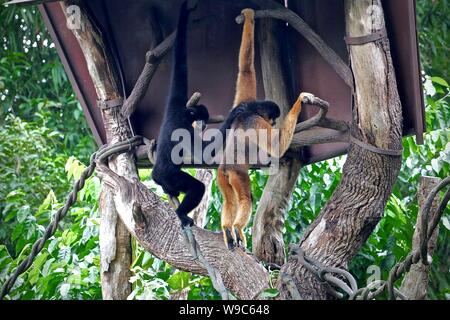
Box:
xmin=121 ymin=31 xmax=176 ymax=118
xmin=134 ymin=125 xmax=350 ymax=168
xmin=293 ymin=96 xmax=349 ymax=135
xmin=96 ymin=163 xmax=270 ymax=299
xmin=252 ymin=12 xmax=302 ymax=265
xmin=236 ymin=0 xmax=354 ymax=89
xmin=290 ymin=128 xmax=349 ymax=152
xmin=294 ymin=97 xmax=330 ymax=132
xmin=190 ymin=169 xmax=213 ymax=228
xmin=400 ymin=177 xmax=441 ymax=299
xmin=279 ymin=0 xmax=403 ymax=299
xmin=61 ymin=0 xmax=134 ymax=300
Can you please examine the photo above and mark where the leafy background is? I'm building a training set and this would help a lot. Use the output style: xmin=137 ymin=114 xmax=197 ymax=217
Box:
xmin=0 ymin=1 xmax=448 ymax=300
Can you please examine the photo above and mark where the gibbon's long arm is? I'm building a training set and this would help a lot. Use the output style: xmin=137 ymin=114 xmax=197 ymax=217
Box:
xmin=218 ymin=9 xmax=308 ymax=251
xmin=247 ymin=93 xmax=308 ymax=158
xmin=233 ymin=9 xmax=256 ymax=107
xmin=152 ymin=2 xmax=208 ymax=228
xmin=167 ymin=1 xmax=189 ymax=110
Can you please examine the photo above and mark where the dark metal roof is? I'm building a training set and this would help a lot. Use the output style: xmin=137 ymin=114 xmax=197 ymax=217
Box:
xmin=33 ymin=0 xmax=424 ymax=165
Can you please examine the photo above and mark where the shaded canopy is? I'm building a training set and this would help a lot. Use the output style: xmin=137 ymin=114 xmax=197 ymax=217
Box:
xmin=12 ymin=0 xmax=425 ymax=165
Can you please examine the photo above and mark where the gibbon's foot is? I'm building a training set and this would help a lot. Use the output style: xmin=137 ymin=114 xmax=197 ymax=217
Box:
xmin=179 ymin=215 xmax=194 ymax=229
xmin=224 ymin=227 xmax=237 ymax=250
xmin=234 ymin=227 xmax=247 ymax=249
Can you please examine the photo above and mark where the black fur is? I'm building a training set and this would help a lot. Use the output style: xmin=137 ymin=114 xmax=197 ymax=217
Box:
xmin=152 ymin=2 xmax=208 ymax=228
xmin=232 ymin=100 xmax=281 ymax=128
xmin=203 ymin=101 xmax=281 ymax=162
xmin=152 ymin=4 xmax=278 ymax=228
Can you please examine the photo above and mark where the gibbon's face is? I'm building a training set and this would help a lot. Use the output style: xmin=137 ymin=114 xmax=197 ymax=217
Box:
xmin=258 ymin=101 xmax=280 ymax=126
xmin=188 ymin=105 xmax=209 ymax=131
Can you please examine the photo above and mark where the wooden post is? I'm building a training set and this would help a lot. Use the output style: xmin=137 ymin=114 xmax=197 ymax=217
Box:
xmin=401 ymin=176 xmax=441 ymax=299
xmin=252 ymin=11 xmax=302 ymax=265
xmin=60 ymin=1 xmax=270 ymax=300
xmin=61 ymin=0 xmax=134 ymax=299
xmin=190 ymin=169 xmax=213 ymax=228
xmin=279 ymin=0 xmax=403 ymax=299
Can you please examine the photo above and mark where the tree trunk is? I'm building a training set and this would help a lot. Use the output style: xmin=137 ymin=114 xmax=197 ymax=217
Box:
xmin=61 ymin=0 xmax=133 ymax=300
xmin=61 ymin=0 xmax=270 ymax=299
xmin=401 ymin=176 xmax=441 ymax=299
xmin=252 ymin=14 xmax=302 ymax=266
xmin=95 ymin=163 xmax=270 ymax=299
xmin=278 ymin=0 xmax=403 ymax=299
xmin=60 ymin=0 xmax=409 ymax=301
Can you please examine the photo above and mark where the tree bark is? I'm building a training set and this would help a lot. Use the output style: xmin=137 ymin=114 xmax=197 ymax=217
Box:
xmin=61 ymin=0 xmax=133 ymax=300
xmin=190 ymin=169 xmax=214 ymax=228
xmin=252 ymin=14 xmax=302 ymax=266
xmin=61 ymin=0 xmax=270 ymax=299
xmin=278 ymin=0 xmax=403 ymax=299
xmin=60 ymin=0 xmax=410 ymax=301
xmin=400 ymin=176 xmax=441 ymax=300
xmin=95 ymin=163 xmax=270 ymax=299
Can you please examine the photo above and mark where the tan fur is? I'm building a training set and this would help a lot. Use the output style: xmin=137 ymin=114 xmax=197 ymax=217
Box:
xmin=233 ymin=9 xmax=256 ymax=107
xmin=251 ymin=93 xmax=304 ymax=157
xmin=228 ymin=169 xmax=252 ymax=248
xmin=218 ymin=9 xmax=305 ymax=249
xmin=217 ymin=169 xmax=237 ymax=244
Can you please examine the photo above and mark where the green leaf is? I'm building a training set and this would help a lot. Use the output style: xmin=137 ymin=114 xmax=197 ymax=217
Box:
xmin=443 ymin=216 xmax=450 ymax=231
xmin=431 ymin=76 xmax=449 ymax=87
xmin=167 ymin=271 xmax=191 ymax=290
xmin=260 ymin=288 xmax=280 ymax=298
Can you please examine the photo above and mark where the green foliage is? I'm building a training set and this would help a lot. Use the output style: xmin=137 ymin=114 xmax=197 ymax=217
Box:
xmin=417 ymin=0 xmax=450 ymax=80
xmin=0 ymin=2 xmax=96 ymax=162
xmin=0 ymin=115 xmax=67 ymax=254
xmin=0 ymin=2 xmax=98 ymax=299
xmin=0 ymin=154 xmax=102 ymax=299
xmin=348 ymin=76 xmax=450 ymax=299
xmin=0 ymin=1 xmax=448 ymax=300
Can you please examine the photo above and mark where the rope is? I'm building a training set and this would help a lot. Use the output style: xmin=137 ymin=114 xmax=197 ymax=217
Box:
xmin=150 ymin=138 xmax=230 ymax=299
xmin=0 ymin=136 xmax=143 ymax=300
xmin=290 ymin=177 xmax=450 ymax=300
xmin=182 ymin=227 xmax=230 ymax=300
xmin=2 ymin=131 xmax=447 ymax=300
xmin=344 ymin=28 xmax=388 ymax=46
xmin=0 ymin=151 xmax=98 ymax=300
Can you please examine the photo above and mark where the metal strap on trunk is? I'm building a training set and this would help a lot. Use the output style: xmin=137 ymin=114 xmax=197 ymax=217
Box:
xmin=350 ymin=136 xmax=403 ymax=157
xmin=344 ymin=28 xmax=387 ymax=45
xmin=97 ymin=98 xmax=124 ymax=110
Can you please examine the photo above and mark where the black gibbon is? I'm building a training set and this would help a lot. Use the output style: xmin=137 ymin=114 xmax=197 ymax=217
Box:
xmin=152 ymin=2 xmax=247 ymax=228
xmin=217 ymin=9 xmax=307 ymax=249
xmin=152 ymin=2 xmax=209 ymax=228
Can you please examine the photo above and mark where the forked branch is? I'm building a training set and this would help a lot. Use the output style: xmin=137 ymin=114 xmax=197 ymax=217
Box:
xmin=236 ymin=0 xmax=354 ymax=89
xmin=121 ymin=31 xmax=176 ymax=118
